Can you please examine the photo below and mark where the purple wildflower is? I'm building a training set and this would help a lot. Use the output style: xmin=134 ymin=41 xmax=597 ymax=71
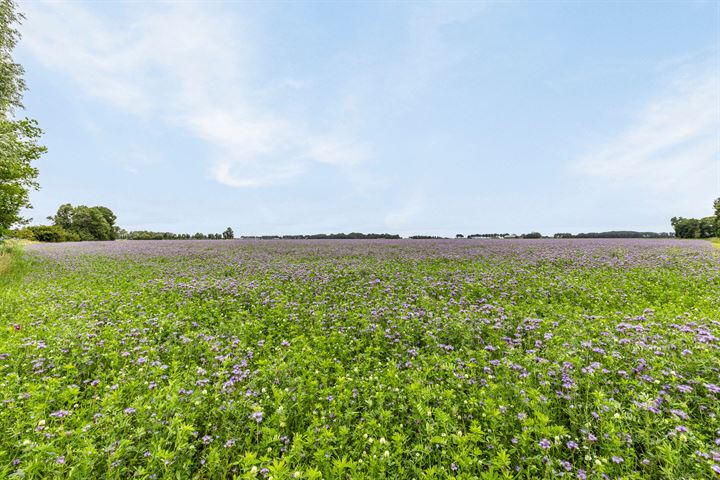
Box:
xmin=705 ymin=383 xmax=720 ymax=394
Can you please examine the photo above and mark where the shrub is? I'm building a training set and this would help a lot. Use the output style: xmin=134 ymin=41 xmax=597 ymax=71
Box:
xmin=14 ymin=225 xmax=81 ymax=242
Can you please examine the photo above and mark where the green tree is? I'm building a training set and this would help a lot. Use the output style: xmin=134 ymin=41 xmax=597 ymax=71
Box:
xmin=48 ymin=203 xmax=74 ymax=230
xmin=15 ymin=225 xmax=79 ymax=242
xmin=699 ymin=217 xmax=715 ymax=238
xmin=48 ymin=204 xmax=117 ymax=241
xmin=222 ymin=227 xmax=234 ymax=239
xmin=671 ymin=217 xmax=700 ymax=239
xmin=0 ymin=0 xmax=45 ymax=234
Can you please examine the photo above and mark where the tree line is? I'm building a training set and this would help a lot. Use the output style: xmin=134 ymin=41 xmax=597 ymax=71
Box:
xmin=11 ymin=204 xmax=237 ymax=242
xmin=9 ymin=206 xmax=688 ymax=243
xmin=9 ymin=200 xmax=718 ymax=244
xmin=117 ymin=232 xmax=400 ymax=241
xmin=13 ymin=204 xmax=117 ymax=241
xmin=553 ymin=231 xmax=674 ymax=239
xmin=671 ymin=198 xmax=719 ymax=239
xmin=117 ymin=228 xmax=234 ymax=241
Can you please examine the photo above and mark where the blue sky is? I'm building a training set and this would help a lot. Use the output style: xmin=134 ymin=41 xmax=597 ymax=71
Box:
xmin=16 ymin=0 xmax=720 ymax=236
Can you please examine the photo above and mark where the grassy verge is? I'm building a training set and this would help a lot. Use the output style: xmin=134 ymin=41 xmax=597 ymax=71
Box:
xmin=0 ymin=240 xmax=31 ymax=285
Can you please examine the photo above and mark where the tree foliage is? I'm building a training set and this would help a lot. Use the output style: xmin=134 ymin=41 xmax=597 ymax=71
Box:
xmin=222 ymin=227 xmax=234 ymax=239
xmin=48 ymin=204 xmax=118 ymax=241
xmin=0 ymin=0 xmax=45 ymax=234
xmin=670 ymin=198 xmax=720 ymax=239
xmin=671 ymin=216 xmax=716 ymax=239
xmin=14 ymin=224 xmax=79 ymax=242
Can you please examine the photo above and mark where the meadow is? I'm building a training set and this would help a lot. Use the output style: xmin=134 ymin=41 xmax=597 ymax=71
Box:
xmin=0 ymin=239 xmax=718 ymax=479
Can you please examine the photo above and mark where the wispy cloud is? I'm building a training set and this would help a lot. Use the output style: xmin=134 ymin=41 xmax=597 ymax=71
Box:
xmin=20 ymin=1 xmax=368 ymax=188
xmin=572 ymin=53 xmax=719 ymax=214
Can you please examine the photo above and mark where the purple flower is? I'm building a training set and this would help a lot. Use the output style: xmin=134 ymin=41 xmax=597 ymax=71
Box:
xmin=705 ymin=383 xmax=720 ymax=394
xmin=124 ymin=407 xmax=136 ymax=415
xmin=675 ymin=425 xmax=688 ymax=433
xmin=224 ymin=439 xmax=235 ymax=448
xmin=566 ymin=440 xmax=578 ymax=450
xmin=611 ymin=456 xmax=624 ymax=464
xmin=250 ymin=411 xmax=263 ymax=423
xmin=202 ymin=435 xmax=212 ymax=445
xmin=577 ymin=470 xmax=587 ymax=480
xmin=260 ymin=467 xmax=270 ymax=476
xmin=50 ymin=410 xmax=70 ymax=418
xmin=561 ymin=460 xmax=572 ymax=471
xmin=56 ymin=456 xmax=65 ymax=464
xmin=450 ymin=462 xmax=458 ymax=471
xmin=538 ymin=438 xmax=551 ymax=449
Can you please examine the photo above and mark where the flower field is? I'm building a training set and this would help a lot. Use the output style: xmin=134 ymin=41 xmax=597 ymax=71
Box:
xmin=1 ymin=239 xmax=719 ymax=479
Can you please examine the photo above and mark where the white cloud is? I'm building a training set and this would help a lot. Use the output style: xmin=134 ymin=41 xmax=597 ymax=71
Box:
xmin=573 ymin=54 xmax=719 ymax=215
xmin=20 ymin=1 xmax=368 ymax=187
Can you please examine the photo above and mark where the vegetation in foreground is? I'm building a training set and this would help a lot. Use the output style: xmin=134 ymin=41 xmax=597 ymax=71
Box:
xmin=0 ymin=239 xmax=718 ymax=479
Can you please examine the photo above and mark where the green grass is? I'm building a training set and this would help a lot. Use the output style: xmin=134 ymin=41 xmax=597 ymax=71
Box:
xmin=0 ymin=241 xmax=27 ymax=283
xmin=0 ymin=240 xmax=718 ymax=479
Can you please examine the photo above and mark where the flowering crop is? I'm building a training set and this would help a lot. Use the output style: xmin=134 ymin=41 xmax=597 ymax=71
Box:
xmin=0 ymin=239 xmax=718 ymax=478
